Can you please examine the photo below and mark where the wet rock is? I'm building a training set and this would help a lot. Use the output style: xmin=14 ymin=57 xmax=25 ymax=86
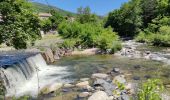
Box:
xmin=76 ymin=81 xmax=89 ymax=88
xmin=133 ymin=65 xmax=141 ymax=69
xmin=113 ymin=68 xmax=120 ymax=73
xmin=80 ymin=78 xmax=90 ymax=82
xmin=92 ymin=73 xmax=109 ymax=79
xmin=133 ymin=76 xmax=140 ymax=80
xmin=78 ymin=92 xmax=90 ymax=98
xmin=120 ymin=94 xmax=130 ymax=100
xmin=64 ymin=83 xmax=75 ymax=88
xmin=94 ymin=79 xmax=116 ymax=96
xmin=94 ymin=86 xmax=104 ymax=91
xmin=62 ymin=88 xmax=72 ymax=92
xmin=144 ymin=75 xmax=151 ymax=79
xmin=113 ymin=75 xmax=126 ymax=84
xmin=145 ymin=51 xmax=151 ymax=55
xmin=49 ymin=83 xmax=63 ymax=92
xmin=88 ymin=91 xmax=109 ymax=100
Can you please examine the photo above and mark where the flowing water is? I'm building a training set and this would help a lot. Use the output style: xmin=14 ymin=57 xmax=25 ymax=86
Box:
xmin=1 ymin=41 xmax=170 ymax=97
xmin=0 ymin=53 xmax=72 ymax=97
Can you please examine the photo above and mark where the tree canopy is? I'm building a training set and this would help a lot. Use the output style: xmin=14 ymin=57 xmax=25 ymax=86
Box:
xmin=105 ymin=0 xmax=170 ymax=46
xmin=0 ymin=0 xmax=41 ymax=49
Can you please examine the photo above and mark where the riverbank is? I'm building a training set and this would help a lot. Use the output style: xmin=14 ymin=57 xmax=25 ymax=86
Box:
xmin=1 ymin=39 xmax=170 ymax=100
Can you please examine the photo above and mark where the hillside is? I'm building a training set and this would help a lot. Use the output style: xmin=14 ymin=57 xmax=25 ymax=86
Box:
xmin=31 ymin=2 xmax=76 ymax=16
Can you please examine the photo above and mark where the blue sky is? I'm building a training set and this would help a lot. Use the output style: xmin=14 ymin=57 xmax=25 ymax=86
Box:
xmin=32 ymin=0 xmax=128 ymax=16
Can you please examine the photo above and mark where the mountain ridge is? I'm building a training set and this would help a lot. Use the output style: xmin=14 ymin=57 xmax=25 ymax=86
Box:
xmin=31 ymin=2 xmax=76 ymax=16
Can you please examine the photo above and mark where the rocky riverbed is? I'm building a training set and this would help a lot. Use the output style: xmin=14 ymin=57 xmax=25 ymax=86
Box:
xmin=115 ymin=40 xmax=170 ymax=65
xmin=39 ymin=67 xmax=136 ymax=100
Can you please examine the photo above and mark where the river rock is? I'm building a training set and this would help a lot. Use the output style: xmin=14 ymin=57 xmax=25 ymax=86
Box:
xmin=92 ymin=73 xmax=109 ymax=79
xmin=88 ymin=91 xmax=109 ymax=100
xmin=49 ymin=83 xmax=63 ymax=92
xmin=113 ymin=68 xmax=120 ymax=73
xmin=80 ymin=78 xmax=90 ymax=82
xmin=133 ymin=76 xmax=140 ymax=80
xmin=78 ymin=92 xmax=90 ymax=98
xmin=118 ymin=94 xmax=130 ymax=100
xmin=94 ymin=79 xmax=116 ymax=96
xmin=42 ymin=48 xmax=55 ymax=63
xmin=63 ymin=83 xmax=75 ymax=88
xmin=108 ymin=96 xmax=114 ymax=100
xmin=113 ymin=75 xmax=126 ymax=84
xmin=133 ymin=65 xmax=141 ymax=69
xmin=54 ymin=50 xmax=60 ymax=60
xmin=76 ymin=81 xmax=89 ymax=88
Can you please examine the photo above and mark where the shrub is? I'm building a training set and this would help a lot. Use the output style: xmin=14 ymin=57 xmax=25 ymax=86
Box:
xmin=138 ymin=79 xmax=164 ymax=100
xmin=58 ymin=21 xmax=121 ymax=53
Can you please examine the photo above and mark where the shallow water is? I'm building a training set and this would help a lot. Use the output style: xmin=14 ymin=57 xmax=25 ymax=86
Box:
xmin=54 ymin=55 xmax=170 ymax=85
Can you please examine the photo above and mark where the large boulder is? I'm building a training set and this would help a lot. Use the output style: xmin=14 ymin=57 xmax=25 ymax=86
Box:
xmin=88 ymin=91 xmax=109 ymax=100
xmin=92 ymin=73 xmax=109 ymax=79
xmin=42 ymin=48 xmax=55 ymax=63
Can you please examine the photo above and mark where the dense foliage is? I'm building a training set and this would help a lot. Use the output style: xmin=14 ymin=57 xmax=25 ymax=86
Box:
xmin=56 ymin=7 xmax=121 ymax=53
xmin=105 ymin=0 xmax=170 ymax=47
xmin=40 ymin=10 xmax=66 ymax=32
xmin=77 ymin=7 xmax=99 ymax=24
xmin=0 ymin=0 xmax=41 ymax=49
xmin=136 ymin=16 xmax=170 ymax=46
xmin=58 ymin=21 xmax=121 ymax=53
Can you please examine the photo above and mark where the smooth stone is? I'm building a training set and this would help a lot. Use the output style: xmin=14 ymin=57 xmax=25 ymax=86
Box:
xmin=40 ymin=85 xmax=51 ymax=94
xmin=144 ymin=75 xmax=151 ymax=79
xmin=165 ymin=85 xmax=170 ymax=88
xmin=92 ymin=73 xmax=109 ymax=79
xmin=62 ymin=88 xmax=72 ymax=92
xmin=113 ymin=75 xmax=126 ymax=84
xmin=120 ymin=94 xmax=130 ymax=100
xmin=94 ymin=86 xmax=104 ymax=91
xmin=78 ymin=92 xmax=90 ymax=98
xmin=94 ymin=79 xmax=116 ymax=96
xmin=76 ymin=81 xmax=89 ymax=88
xmin=80 ymin=78 xmax=90 ymax=82
xmin=133 ymin=65 xmax=141 ymax=69
xmin=88 ymin=91 xmax=109 ymax=100
xmin=133 ymin=76 xmax=140 ymax=80
xmin=108 ymin=96 xmax=114 ymax=100
xmin=64 ymin=83 xmax=75 ymax=88
xmin=49 ymin=83 xmax=63 ymax=92
xmin=113 ymin=68 xmax=120 ymax=73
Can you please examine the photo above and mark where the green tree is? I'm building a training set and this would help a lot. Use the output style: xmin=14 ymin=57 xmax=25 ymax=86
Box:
xmin=76 ymin=6 xmax=98 ymax=24
xmin=0 ymin=0 xmax=41 ymax=49
xmin=105 ymin=0 xmax=142 ymax=36
xmin=49 ymin=9 xmax=65 ymax=30
xmin=58 ymin=21 xmax=121 ymax=53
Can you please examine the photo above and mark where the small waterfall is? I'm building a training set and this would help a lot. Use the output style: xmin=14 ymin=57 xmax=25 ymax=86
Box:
xmin=0 ymin=53 xmax=71 ymax=97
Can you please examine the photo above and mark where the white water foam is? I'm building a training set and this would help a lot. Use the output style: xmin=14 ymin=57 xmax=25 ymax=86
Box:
xmin=0 ymin=54 xmax=72 ymax=97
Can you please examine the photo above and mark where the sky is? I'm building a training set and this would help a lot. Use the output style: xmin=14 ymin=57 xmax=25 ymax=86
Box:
xmin=32 ymin=0 xmax=128 ymax=16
